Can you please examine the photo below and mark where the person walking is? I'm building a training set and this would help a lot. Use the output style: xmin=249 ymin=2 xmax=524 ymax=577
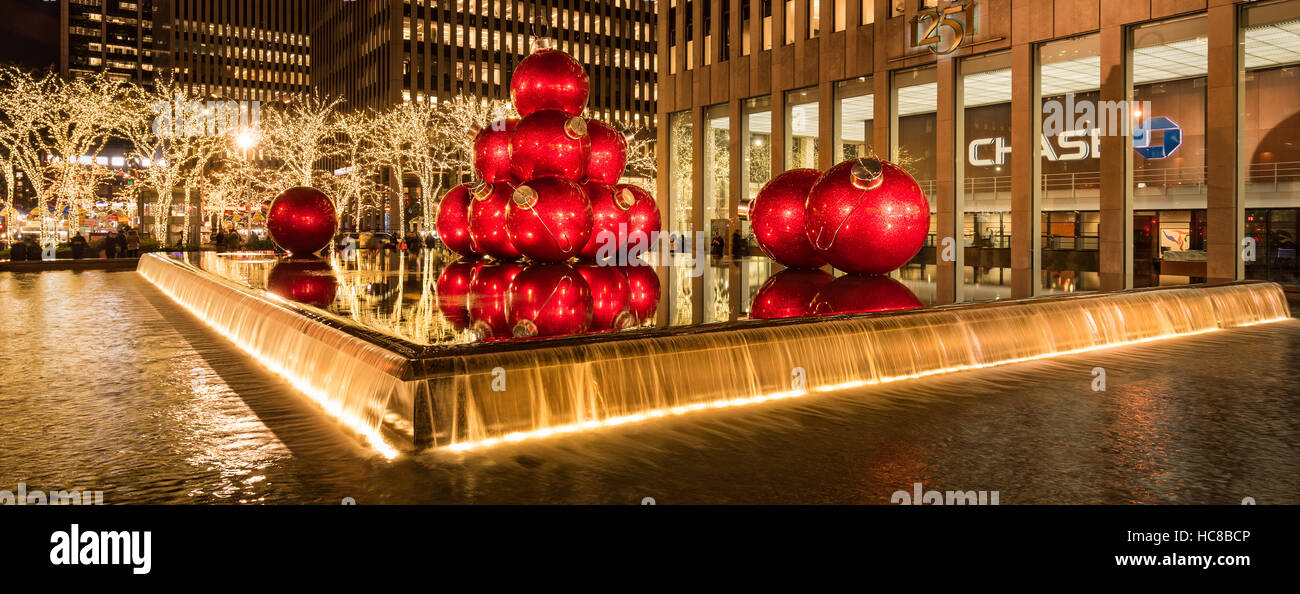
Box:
xmin=104 ymin=230 xmax=119 ymax=259
xmin=224 ymin=228 xmax=243 ymax=252
xmin=70 ymin=232 xmax=88 ymax=259
xmin=123 ymin=226 xmax=141 ymax=257
xmin=24 ymin=236 xmax=41 ymax=260
xmin=9 ymin=237 xmax=28 ymax=261
xmin=213 ymin=228 xmax=225 ymax=251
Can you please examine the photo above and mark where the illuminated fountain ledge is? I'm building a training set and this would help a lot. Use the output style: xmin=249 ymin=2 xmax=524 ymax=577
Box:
xmin=138 ymin=253 xmax=1292 ymax=458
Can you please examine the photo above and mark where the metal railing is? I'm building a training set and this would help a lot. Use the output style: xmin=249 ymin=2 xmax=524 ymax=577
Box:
xmin=915 ymin=161 xmax=1300 ymax=201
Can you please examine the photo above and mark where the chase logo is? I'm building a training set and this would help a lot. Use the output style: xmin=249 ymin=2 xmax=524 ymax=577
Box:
xmin=1132 ymin=116 xmax=1183 ymax=160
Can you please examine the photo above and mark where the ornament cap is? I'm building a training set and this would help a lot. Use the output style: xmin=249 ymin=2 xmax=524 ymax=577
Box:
xmin=611 ymin=309 xmax=636 ymax=330
xmin=531 ymin=37 xmax=558 ymax=52
xmin=615 ymin=188 xmax=636 ymax=211
xmin=469 ymin=320 xmax=494 ymax=341
xmin=850 ymin=157 xmax=885 ymax=191
xmin=512 ymin=185 xmax=539 ymax=210
xmin=471 ymin=181 xmax=492 ymax=201
xmin=564 ymin=116 xmax=588 ymax=139
xmin=512 ymin=318 xmax=539 ymax=338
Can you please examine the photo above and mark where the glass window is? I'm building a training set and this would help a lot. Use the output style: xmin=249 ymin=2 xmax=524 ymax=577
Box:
xmin=893 ymin=66 xmax=938 ymax=303
xmin=833 ymin=76 xmax=873 ymax=163
xmin=809 ymin=0 xmax=821 ymax=39
xmin=785 ymin=87 xmax=819 ymax=170
xmin=741 ymin=96 xmax=773 ymax=214
xmin=1038 ymin=33 xmax=1102 ymax=294
xmin=1131 ymin=15 xmax=1208 ymax=287
xmin=669 ymin=110 xmax=695 ymax=238
xmin=785 ymin=1 xmax=796 ymax=45
xmin=704 ymin=104 xmax=732 ymax=246
xmin=960 ymin=51 xmax=1013 ymax=302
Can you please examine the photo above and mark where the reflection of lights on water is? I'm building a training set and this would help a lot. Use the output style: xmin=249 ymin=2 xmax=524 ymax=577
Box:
xmin=444 ymin=318 xmax=1291 ymax=453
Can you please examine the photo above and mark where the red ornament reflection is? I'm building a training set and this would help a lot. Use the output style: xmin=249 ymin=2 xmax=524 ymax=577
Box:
xmin=267 ymin=258 xmax=338 ymax=309
xmin=804 ymin=158 xmax=930 ymax=274
xmin=749 ymin=268 xmax=835 ymax=319
xmin=436 ymin=259 xmax=481 ymax=330
xmin=473 ymin=117 xmax=518 ymax=183
xmin=576 ymin=264 xmax=633 ymax=332
xmin=623 ymin=264 xmax=660 ymax=323
xmin=750 ymin=169 xmax=826 ymax=269
xmin=809 ymin=275 xmax=922 ymax=315
xmin=507 ymin=263 xmax=593 ymax=338
xmin=267 ymin=187 xmax=337 ymax=257
xmin=509 ymin=109 xmax=590 ymax=182
xmin=506 ymin=177 xmax=593 ymax=262
xmin=435 ymin=183 xmax=480 ymax=258
xmin=468 ymin=181 xmax=522 ymax=260
xmin=578 ymin=181 xmax=630 ymax=260
xmin=467 ymin=262 xmax=524 ymax=340
xmin=584 ymin=119 xmax=627 ymax=184
xmin=509 ymin=48 xmax=590 ymax=117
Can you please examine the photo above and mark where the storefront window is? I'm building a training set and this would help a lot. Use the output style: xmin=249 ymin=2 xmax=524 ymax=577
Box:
xmin=669 ymin=110 xmax=695 ymax=238
xmin=1243 ymin=0 xmax=1300 ymax=285
xmin=960 ymin=51 xmax=1012 ymax=301
xmin=892 ymin=66 xmax=937 ymax=303
xmin=785 ymin=87 xmax=819 ymax=170
xmin=1131 ymin=15 xmax=1209 ymax=287
xmin=833 ymin=76 xmax=873 ymax=163
xmin=1038 ymin=33 xmax=1102 ymax=294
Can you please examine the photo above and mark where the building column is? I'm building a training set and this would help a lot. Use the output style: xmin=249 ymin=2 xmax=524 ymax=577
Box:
xmin=691 ymin=104 xmax=707 ymax=323
xmin=818 ymin=80 xmax=835 ymax=170
xmin=728 ymin=98 xmax=744 ymax=259
xmin=935 ymin=56 xmax=960 ymax=304
xmin=1098 ymin=24 xmax=1132 ymax=291
xmin=771 ymin=89 xmax=787 ymax=178
xmin=1206 ymin=1 xmax=1244 ymax=283
xmin=1010 ymin=42 xmax=1041 ymax=298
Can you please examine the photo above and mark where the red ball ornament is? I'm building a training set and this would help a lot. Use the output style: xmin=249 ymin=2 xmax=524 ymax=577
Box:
xmin=577 ymin=264 xmax=633 ymax=332
xmin=616 ymin=183 xmax=662 ymax=244
xmin=584 ymin=119 xmax=627 ymax=184
xmin=507 ymin=177 xmax=593 ymax=263
xmin=435 ymin=183 xmax=480 ymax=258
xmin=805 ymin=157 xmax=930 ymax=275
xmin=436 ymin=259 xmax=481 ymax=331
xmin=267 ymin=259 xmax=338 ymax=309
xmin=468 ymin=181 xmax=522 ymax=260
xmin=473 ymin=117 xmax=518 ymax=183
xmin=510 ymin=48 xmax=590 ymax=117
xmin=749 ymin=268 xmax=834 ymax=319
xmin=623 ymin=264 xmax=660 ymax=323
xmin=578 ymin=181 xmax=631 ymax=260
xmin=467 ymin=261 xmax=524 ymax=340
xmin=267 ymin=186 xmax=337 ymax=257
xmin=751 ymin=169 xmax=825 ymax=269
xmin=510 ymin=109 xmax=591 ymax=182
xmin=507 ymin=263 xmax=593 ymax=338
xmin=809 ymin=274 xmax=923 ymax=315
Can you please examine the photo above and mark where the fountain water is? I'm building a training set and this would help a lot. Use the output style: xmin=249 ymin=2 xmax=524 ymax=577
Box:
xmin=138 ymin=253 xmax=1290 ymax=455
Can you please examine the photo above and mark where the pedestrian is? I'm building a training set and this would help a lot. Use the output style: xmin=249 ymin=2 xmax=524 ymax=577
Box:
xmin=124 ymin=226 xmax=141 ymax=257
xmin=224 ymin=228 xmax=243 ymax=252
xmin=70 ymin=232 xmax=88 ymax=259
xmin=24 ymin=236 xmax=40 ymax=260
xmin=104 ymin=231 xmax=119 ymax=259
xmin=213 ymin=228 xmax=225 ymax=250
xmin=731 ymin=231 xmax=750 ymax=258
xmin=9 ymin=237 xmax=27 ymax=261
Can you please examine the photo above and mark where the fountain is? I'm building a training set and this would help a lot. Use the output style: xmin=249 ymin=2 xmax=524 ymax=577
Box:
xmin=138 ymin=251 xmax=1291 ymax=456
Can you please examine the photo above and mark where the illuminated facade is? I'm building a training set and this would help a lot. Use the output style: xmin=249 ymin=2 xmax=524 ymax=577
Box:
xmin=60 ymin=0 xmax=158 ymax=82
xmin=657 ymin=0 xmax=1300 ymax=305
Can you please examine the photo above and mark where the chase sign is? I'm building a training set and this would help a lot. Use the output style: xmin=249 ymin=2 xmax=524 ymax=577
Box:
xmin=1132 ymin=117 xmax=1183 ymax=160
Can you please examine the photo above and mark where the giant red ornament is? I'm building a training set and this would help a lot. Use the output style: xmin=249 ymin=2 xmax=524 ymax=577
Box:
xmin=578 ymin=181 xmax=631 ymax=260
xmin=751 ymin=169 xmax=825 ymax=269
xmin=584 ymin=119 xmax=627 ymax=184
xmin=805 ymin=157 xmax=930 ymax=275
xmin=267 ymin=186 xmax=337 ymax=257
xmin=809 ymin=274 xmax=923 ymax=315
xmin=468 ymin=181 xmax=522 ymax=260
xmin=510 ymin=109 xmax=591 ymax=181
xmin=623 ymin=264 xmax=660 ymax=323
xmin=467 ymin=261 xmax=524 ymax=340
xmin=510 ymin=47 xmax=590 ymax=117
xmin=616 ymin=183 xmax=662 ymax=244
xmin=435 ymin=183 xmax=480 ymax=258
xmin=436 ymin=259 xmax=481 ymax=331
xmin=507 ymin=177 xmax=593 ymax=262
xmin=267 ymin=259 xmax=338 ymax=309
xmin=749 ymin=268 xmax=835 ymax=319
xmin=507 ymin=263 xmax=593 ymax=338
xmin=473 ymin=117 xmax=518 ymax=183
xmin=577 ymin=264 xmax=633 ymax=332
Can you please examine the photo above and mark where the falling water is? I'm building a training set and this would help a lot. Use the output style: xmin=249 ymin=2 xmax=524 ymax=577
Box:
xmin=139 ymin=253 xmax=1290 ymax=455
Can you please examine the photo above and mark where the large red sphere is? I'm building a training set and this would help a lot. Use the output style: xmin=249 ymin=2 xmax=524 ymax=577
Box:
xmin=510 ymin=109 xmax=591 ymax=181
xmin=749 ymin=268 xmax=835 ymax=319
xmin=436 ymin=259 xmax=481 ymax=331
xmin=805 ymin=158 xmax=930 ymax=275
xmin=510 ymin=48 xmax=590 ymax=117
xmin=751 ymin=169 xmax=825 ymax=269
xmin=507 ymin=263 xmax=593 ymax=338
xmin=585 ymin=119 xmax=627 ymax=184
xmin=267 ymin=259 xmax=338 ymax=309
xmin=616 ymin=184 xmax=662 ymax=245
xmin=578 ymin=181 xmax=631 ymax=260
xmin=473 ymin=117 xmax=518 ymax=183
xmin=467 ymin=261 xmax=524 ymax=340
xmin=810 ymin=274 xmax=923 ymax=315
xmin=507 ymin=177 xmax=592 ymax=262
xmin=435 ymin=183 xmax=480 ymax=258
xmin=577 ymin=264 xmax=633 ymax=332
xmin=267 ymin=187 xmax=337 ymax=257
xmin=623 ymin=264 xmax=660 ymax=323
xmin=468 ymin=181 xmax=522 ymax=260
